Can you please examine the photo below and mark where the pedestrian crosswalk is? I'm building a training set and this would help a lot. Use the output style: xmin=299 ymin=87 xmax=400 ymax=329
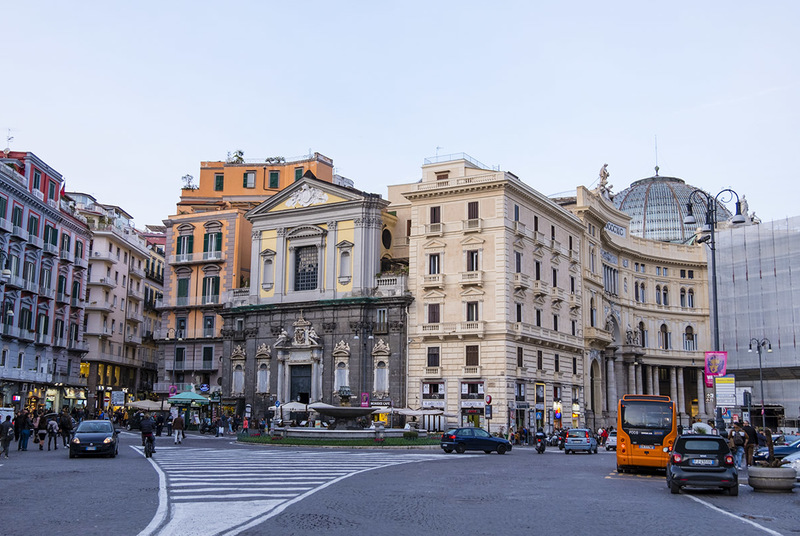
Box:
xmin=135 ymin=446 xmax=443 ymax=536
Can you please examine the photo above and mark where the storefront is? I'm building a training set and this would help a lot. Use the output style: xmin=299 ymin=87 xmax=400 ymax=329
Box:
xmin=460 ymin=380 xmax=485 ymax=427
xmin=534 ymin=382 xmax=546 ymax=431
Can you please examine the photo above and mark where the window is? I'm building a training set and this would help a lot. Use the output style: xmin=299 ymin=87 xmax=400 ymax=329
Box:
xmin=0 ymin=349 xmax=5 ymax=367
xmin=435 ymin=172 xmax=449 ymax=180
xmin=570 ymin=276 xmax=575 ymax=294
xmin=203 ymin=231 xmax=223 ymax=256
xmin=514 ymin=205 xmax=520 ymax=221
xmin=662 ymin=286 xmax=669 ymax=306
xmin=688 ymin=270 xmax=694 ymax=279
xmin=554 ymin=354 xmax=560 ymax=372
xmin=687 ymin=289 xmax=695 ymax=308
xmin=294 ymin=246 xmax=318 ymax=291
xmin=680 ymin=288 xmax=686 ymax=307
xmin=663 ymin=267 xmax=668 ymax=277
xmin=517 ymin=347 xmax=523 ymax=368
xmin=639 ymin=322 xmax=647 ymax=347
xmin=534 ymin=260 xmax=541 ymax=281
xmin=257 ymin=363 xmax=269 ymax=393
xmin=635 ymin=283 xmax=640 ymax=302
xmin=427 ymin=347 xmax=440 ymax=367
xmin=656 ymin=267 xmax=661 ymax=276
xmin=48 ymin=180 xmax=57 ymax=200
xmin=176 ymin=277 xmax=190 ymax=306
xmin=375 ymin=361 xmax=388 ymax=394
xmin=294 ymin=167 xmax=303 ymax=181
xmin=659 ymin=324 xmax=671 ymax=350
xmin=537 ymin=350 xmax=543 ymax=370
xmin=430 ymin=206 xmax=441 ymax=224
xmin=375 ymin=308 xmax=387 ymax=333
xmin=202 ymin=346 xmax=214 ymax=369
xmin=533 ymin=215 xmax=539 ymax=233
xmin=640 ymin=283 xmax=646 ymax=303
xmin=466 ymin=250 xmax=479 ymax=272
xmin=428 ymin=253 xmax=440 ymax=275
xmin=536 ymin=309 xmax=542 ymax=327
xmin=571 ymin=320 xmax=577 ymax=336
xmin=33 ymin=169 xmax=41 ymax=189
xmin=243 ymin=171 xmax=256 ymax=188
xmin=514 ymin=251 xmax=522 ymax=273
xmin=572 ymin=357 xmax=577 ymax=375
xmin=427 ymin=303 xmax=440 ymax=324
xmin=467 ymin=201 xmax=479 ymax=220
xmin=466 ymin=301 xmax=479 ymax=322
xmin=553 ymin=315 xmax=559 ymax=332
xmin=551 ymin=225 xmax=556 ymax=241
xmin=465 ymin=345 xmax=479 ymax=367
xmin=684 ymin=327 xmax=697 ymax=351
xmin=176 ymin=235 xmax=194 ymax=256
xmin=515 ymin=383 xmax=525 ymax=401
xmin=590 ymin=298 xmax=596 ymax=327
xmin=11 ymin=206 xmax=23 ymax=227
xmin=203 ymin=316 xmax=215 ymax=337
xmin=28 ymin=214 xmax=39 ymax=237
xmin=515 ymin=303 xmax=523 ymax=322
xmin=269 ymin=170 xmax=279 ymax=189
xmin=680 ymin=269 xmax=686 ymax=278
xmin=334 ymin=362 xmax=347 ymax=391
xmin=635 ymin=263 xmax=640 ymax=272
xmin=655 ymin=285 xmax=661 ymax=305
xmin=0 ymin=196 xmax=6 ymax=219
xmin=552 ymin=268 xmax=558 ymax=287
xmin=214 ymin=174 xmax=224 ymax=191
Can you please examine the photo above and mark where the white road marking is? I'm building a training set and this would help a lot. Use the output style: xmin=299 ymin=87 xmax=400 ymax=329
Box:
xmin=684 ymin=493 xmax=785 ymax=536
xmin=136 ymin=447 xmax=444 ymax=536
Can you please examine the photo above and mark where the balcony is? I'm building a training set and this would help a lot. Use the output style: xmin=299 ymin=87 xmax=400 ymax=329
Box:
xmin=73 ymin=256 xmax=88 ymax=270
xmin=532 ymin=280 xmax=549 ymax=296
xmin=459 ymin=270 xmax=483 ymax=286
xmin=32 ymin=189 xmax=44 ymax=201
xmin=43 ymin=242 xmax=59 ymax=256
xmin=153 ymin=382 xmax=192 ymax=394
xmin=53 ymin=337 xmax=67 ymax=348
xmin=59 ymin=249 xmax=74 ymax=263
xmin=568 ymin=293 xmax=581 ymax=309
xmin=5 ymin=275 xmax=24 ymax=290
xmin=168 ymin=251 xmax=226 ymax=265
xmin=24 ymin=280 xmax=38 ymax=293
xmin=34 ymin=332 xmax=49 ymax=345
xmin=1 ymin=325 xmax=20 ymax=338
xmin=375 ymin=273 xmax=408 ymax=297
xmin=585 ymin=326 xmax=614 ymax=345
xmin=87 ymin=277 xmax=117 ymax=289
xmin=1 ymin=369 xmax=52 ymax=383
xmin=11 ymin=225 xmax=29 ymax=241
xmin=421 ymin=321 xmax=485 ymax=338
xmin=462 ymin=366 xmax=482 ymax=378
xmin=19 ymin=329 xmax=34 ymax=342
xmin=127 ymin=287 xmax=143 ymax=301
xmin=462 ymin=218 xmax=482 ymax=233
xmin=126 ymin=310 xmax=144 ymax=324
xmin=516 ymin=366 xmax=528 ymax=377
xmin=156 ymin=295 xmax=223 ymax=309
xmin=67 ymin=339 xmax=90 ymax=352
xmin=126 ymin=333 xmax=143 ymax=345
xmin=513 ymin=272 xmax=530 ymax=289
xmin=425 ymin=223 xmax=443 ymax=236
xmin=0 ymin=218 xmax=12 ymax=233
xmin=71 ymin=297 xmax=85 ymax=308
xmin=89 ymin=251 xmax=118 ymax=264
xmin=513 ymin=221 xmax=526 ymax=236
xmin=84 ymin=327 xmax=111 ymax=338
xmin=532 ymin=231 xmax=546 ymax=246
xmin=422 ymin=274 xmax=443 ymax=288
xmin=129 ymin=266 xmax=145 ymax=279
xmin=27 ymin=234 xmax=44 ymax=249
xmin=424 ymin=366 xmax=442 ymax=378
xmin=56 ymin=292 xmax=70 ymax=304
xmin=154 ymin=328 xmax=220 ymax=340
xmin=551 ymin=287 xmax=566 ymax=302
xmin=85 ymin=301 xmax=114 ymax=313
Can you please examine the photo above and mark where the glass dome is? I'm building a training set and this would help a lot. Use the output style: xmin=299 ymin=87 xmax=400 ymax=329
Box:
xmin=613 ymin=175 xmax=732 ymax=243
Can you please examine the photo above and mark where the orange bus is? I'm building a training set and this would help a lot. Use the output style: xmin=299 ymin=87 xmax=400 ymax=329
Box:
xmin=616 ymin=394 xmax=677 ymax=473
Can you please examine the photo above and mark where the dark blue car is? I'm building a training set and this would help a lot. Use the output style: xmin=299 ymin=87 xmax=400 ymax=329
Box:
xmin=753 ymin=438 xmax=800 ymax=462
xmin=441 ymin=427 xmax=512 ymax=454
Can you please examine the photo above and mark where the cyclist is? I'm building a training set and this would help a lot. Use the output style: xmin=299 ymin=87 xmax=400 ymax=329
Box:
xmin=140 ymin=413 xmax=156 ymax=453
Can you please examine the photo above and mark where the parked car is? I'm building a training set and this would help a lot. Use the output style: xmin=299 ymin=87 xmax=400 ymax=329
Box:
xmin=70 ymin=420 xmax=120 ymax=458
xmin=780 ymin=450 xmax=800 ymax=481
xmin=605 ymin=431 xmax=617 ymax=451
xmin=564 ymin=428 xmax=598 ymax=454
xmin=440 ymin=427 xmax=512 ymax=454
xmin=666 ymin=435 xmax=738 ymax=496
xmin=754 ymin=438 xmax=800 ymax=463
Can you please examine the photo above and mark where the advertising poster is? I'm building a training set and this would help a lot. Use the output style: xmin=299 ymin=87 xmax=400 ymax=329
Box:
xmin=705 ymin=351 xmax=728 ymax=387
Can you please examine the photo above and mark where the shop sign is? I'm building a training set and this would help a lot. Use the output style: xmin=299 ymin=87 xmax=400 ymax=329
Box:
xmin=516 ymin=402 xmax=530 ymax=409
xmin=461 ymin=400 xmax=485 ymax=408
xmin=371 ymin=400 xmax=392 ymax=407
xmin=111 ymin=391 xmax=125 ymax=406
xmin=604 ymin=221 xmax=626 ymax=238
xmin=199 ymin=384 xmax=210 ymax=393
xmin=422 ymin=400 xmax=445 ymax=408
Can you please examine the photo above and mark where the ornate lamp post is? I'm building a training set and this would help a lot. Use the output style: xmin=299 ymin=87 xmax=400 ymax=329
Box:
xmin=748 ymin=338 xmax=771 ymax=430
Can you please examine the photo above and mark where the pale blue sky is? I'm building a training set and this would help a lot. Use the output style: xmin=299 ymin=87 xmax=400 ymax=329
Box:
xmin=2 ymin=1 xmax=797 ymax=226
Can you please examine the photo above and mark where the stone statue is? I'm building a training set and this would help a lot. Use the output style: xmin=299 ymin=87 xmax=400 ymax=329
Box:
xmin=275 ymin=328 xmax=289 ymax=346
xmin=598 ymin=164 xmax=613 ymax=198
xmin=739 ymin=195 xmax=749 ymax=220
xmin=626 ymin=324 xmax=634 ymax=345
xmin=308 ymin=327 xmax=320 ymax=345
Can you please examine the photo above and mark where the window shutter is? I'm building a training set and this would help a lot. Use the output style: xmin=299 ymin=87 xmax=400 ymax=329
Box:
xmin=243 ymin=173 xmax=248 ymax=187
xmin=187 ymin=236 xmax=194 ymax=253
xmin=203 ymin=233 xmax=209 ymax=253
xmin=216 ymin=232 xmax=222 ymax=250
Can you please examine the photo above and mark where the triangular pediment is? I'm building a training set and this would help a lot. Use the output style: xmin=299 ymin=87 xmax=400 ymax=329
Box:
xmin=460 ymin=287 xmax=485 ymax=298
xmin=422 ymin=289 xmax=447 ymax=300
xmin=423 ymin=239 xmax=447 ymax=250
xmin=513 ymin=238 xmax=525 ymax=249
xmin=246 ymin=176 xmax=371 ymax=219
xmin=460 ymin=235 xmax=485 ymax=246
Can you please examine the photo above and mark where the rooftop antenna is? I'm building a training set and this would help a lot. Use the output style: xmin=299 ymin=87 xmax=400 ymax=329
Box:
xmin=654 ymin=135 xmax=659 ymax=176
xmin=435 ymin=146 xmax=443 ymax=157
xmin=4 ymin=128 xmax=13 ymax=157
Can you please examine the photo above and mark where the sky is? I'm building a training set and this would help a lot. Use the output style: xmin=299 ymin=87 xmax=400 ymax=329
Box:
xmin=2 ymin=1 xmax=798 ymax=227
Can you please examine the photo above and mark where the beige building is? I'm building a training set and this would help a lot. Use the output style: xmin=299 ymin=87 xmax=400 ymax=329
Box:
xmin=559 ymin=185 xmax=712 ymax=428
xmin=387 ymin=154 xmax=585 ymax=432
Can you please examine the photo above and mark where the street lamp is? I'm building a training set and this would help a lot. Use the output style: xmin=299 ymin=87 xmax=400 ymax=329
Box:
xmin=683 ymin=188 xmax=746 ymax=430
xmin=748 ymin=338 xmax=771 ymax=430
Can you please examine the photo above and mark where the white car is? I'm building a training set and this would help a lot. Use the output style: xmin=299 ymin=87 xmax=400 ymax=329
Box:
xmin=605 ymin=431 xmax=617 ymax=451
xmin=781 ymin=450 xmax=800 ymax=481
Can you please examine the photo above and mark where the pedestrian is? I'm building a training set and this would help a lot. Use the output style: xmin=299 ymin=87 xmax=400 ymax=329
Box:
xmin=242 ymin=417 xmax=249 ymax=436
xmin=46 ymin=417 xmax=59 ymax=451
xmin=156 ymin=413 xmax=165 ymax=436
xmin=16 ymin=411 xmax=31 ymax=451
xmin=172 ymin=413 xmax=184 ymax=445
xmin=59 ymin=410 xmax=73 ymax=447
xmin=742 ymin=421 xmax=758 ymax=467
xmin=1 ymin=415 xmax=14 ymax=458
xmin=35 ymin=413 xmax=47 ymax=450
xmin=728 ymin=423 xmax=747 ymax=469
xmin=216 ymin=416 xmax=224 ymax=437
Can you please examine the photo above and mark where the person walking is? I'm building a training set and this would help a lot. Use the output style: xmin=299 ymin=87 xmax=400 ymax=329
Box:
xmin=156 ymin=413 xmax=165 ymax=436
xmin=742 ymin=421 xmax=758 ymax=467
xmin=1 ymin=415 xmax=14 ymax=458
xmin=46 ymin=417 xmax=59 ymax=451
xmin=728 ymin=423 xmax=747 ymax=469
xmin=16 ymin=411 xmax=31 ymax=451
xmin=35 ymin=412 xmax=47 ymax=450
xmin=242 ymin=417 xmax=249 ymax=437
xmin=59 ymin=410 xmax=73 ymax=447
xmin=172 ymin=413 xmax=185 ymax=445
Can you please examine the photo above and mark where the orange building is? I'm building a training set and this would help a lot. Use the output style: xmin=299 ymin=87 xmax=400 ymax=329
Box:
xmin=156 ymin=152 xmax=343 ymax=404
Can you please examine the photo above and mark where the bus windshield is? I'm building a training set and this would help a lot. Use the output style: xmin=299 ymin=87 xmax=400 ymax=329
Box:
xmin=621 ymin=402 xmax=673 ymax=430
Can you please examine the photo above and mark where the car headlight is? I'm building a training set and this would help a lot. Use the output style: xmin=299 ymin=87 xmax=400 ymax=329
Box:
xmin=71 ymin=437 xmax=80 ymax=444
xmin=103 ymin=437 xmax=113 ymax=444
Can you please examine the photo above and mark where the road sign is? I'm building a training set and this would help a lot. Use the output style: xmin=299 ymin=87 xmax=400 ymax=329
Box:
xmin=715 ymin=376 xmax=736 ymax=407
xmin=275 ymin=400 xmax=280 ymax=408
xmin=111 ymin=391 xmax=125 ymax=406
xmin=485 ymin=405 xmax=493 ymax=419
xmin=485 ymin=395 xmax=492 ymax=404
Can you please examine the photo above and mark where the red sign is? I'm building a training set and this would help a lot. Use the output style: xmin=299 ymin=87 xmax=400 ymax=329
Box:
xmin=485 ymin=395 xmax=492 ymax=404
xmin=360 ymin=392 xmax=370 ymax=407
xmin=704 ymin=351 xmax=728 ymax=387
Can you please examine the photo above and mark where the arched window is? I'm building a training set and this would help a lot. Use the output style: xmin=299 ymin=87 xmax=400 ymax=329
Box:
xmin=662 ymin=286 xmax=669 ymax=306
xmin=232 ymin=364 xmax=244 ymax=394
xmin=257 ymin=363 xmax=269 ymax=393
xmin=684 ymin=326 xmax=696 ymax=351
xmin=655 ymin=285 xmax=662 ymax=305
xmin=680 ymin=288 xmax=686 ymax=307
xmin=638 ymin=321 xmax=647 ymax=347
xmin=635 ymin=283 xmax=640 ymax=302
xmin=340 ymin=251 xmax=351 ymax=280
xmin=640 ymin=283 xmax=646 ymax=303
xmin=659 ymin=324 xmax=670 ymax=350
xmin=262 ymin=258 xmax=274 ymax=289
xmin=687 ymin=289 xmax=695 ymax=308
xmin=374 ymin=361 xmax=388 ymax=394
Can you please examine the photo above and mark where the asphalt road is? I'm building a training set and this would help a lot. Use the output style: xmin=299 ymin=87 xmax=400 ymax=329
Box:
xmin=0 ymin=432 xmax=797 ymax=536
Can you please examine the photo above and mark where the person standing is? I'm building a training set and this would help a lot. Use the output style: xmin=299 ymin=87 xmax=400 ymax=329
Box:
xmin=1 ymin=415 xmax=14 ymax=458
xmin=35 ymin=413 xmax=47 ymax=450
xmin=156 ymin=413 xmax=165 ymax=436
xmin=172 ymin=413 xmax=184 ymax=445
xmin=46 ymin=417 xmax=59 ymax=451
xmin=728 ymin=423 xmax=747 ymax=469
xmin=242 ymin=417 xmax=249 ymax=437
xmin=742 ymin=421 xmax=758 ymax=467
xmin=16 ymin=411 xmax=31 ymax=451
xmin=59 ymin=410 xmax=73 ymax=447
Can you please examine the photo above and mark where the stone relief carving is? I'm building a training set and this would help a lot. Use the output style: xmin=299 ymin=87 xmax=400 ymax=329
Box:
xmin=256 ymin=343 xmax=271 ymax=359
xmin=285 ymin=184 xmax=328 ymax=208
xmin=231 ymin=345 xmax=246 ymax=360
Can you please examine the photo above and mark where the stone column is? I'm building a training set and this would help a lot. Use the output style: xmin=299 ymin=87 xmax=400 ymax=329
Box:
xmin=677 ymin=367 xmax=685 ymax=417
xmin=696 ymin=367 xmax=707 ymax=420
xmin=646 ymin=365 xmax=653 ymax=395
xmin=274 ymin=228 xmax=287 ymax=298
xmin=652 ymin=366 xmax=660 ymax=396
xmin=669 ymin=367 xmax=678 ymax=405
xmin=606 ymin=355 xmax=617 ymax=415
xmin=276 ymin=354 xmax=286 ymax=403
xmin=627 ymin=362 xmax=635 ymax=395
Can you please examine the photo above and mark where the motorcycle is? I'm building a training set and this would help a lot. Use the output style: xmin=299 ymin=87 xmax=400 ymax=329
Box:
xmin=546 ymin=433 xmax=559 ymax=447
xmin=198 ymin=420 xmax=215 ymax=434
xmin=535 ymin=436 xmax=546 ymax=454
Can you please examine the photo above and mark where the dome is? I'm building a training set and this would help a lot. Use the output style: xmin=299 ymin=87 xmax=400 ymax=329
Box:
xmin=613 ymin=174 xmax=732 ymax=243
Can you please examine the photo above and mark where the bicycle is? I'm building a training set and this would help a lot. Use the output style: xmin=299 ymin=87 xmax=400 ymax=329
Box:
xmin=143 ymin=433 xmax=155 ymax=458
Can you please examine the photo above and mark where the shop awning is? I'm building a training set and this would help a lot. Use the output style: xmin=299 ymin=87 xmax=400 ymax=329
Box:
xmin=168 ymin=391 xmax=209 ymax=405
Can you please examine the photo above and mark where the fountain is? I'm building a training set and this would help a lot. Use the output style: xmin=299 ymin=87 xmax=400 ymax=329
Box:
xmin=273 ymin=402 xmax=428 ymax=440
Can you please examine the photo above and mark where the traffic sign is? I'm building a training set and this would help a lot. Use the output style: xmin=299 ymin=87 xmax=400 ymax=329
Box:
xmin=275 ymin=400 xmax=281 ymax=408
xmin=485 ymin=395 xmax=492 ymax=404
xmin=485 ymin=405 xmax=492 ymax=419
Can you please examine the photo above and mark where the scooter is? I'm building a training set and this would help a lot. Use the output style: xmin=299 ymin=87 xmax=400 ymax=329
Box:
xmin=535 ymin=436 xmax=546 ymax=454
xmin=198 ymin=420 xmax=215 ymax=434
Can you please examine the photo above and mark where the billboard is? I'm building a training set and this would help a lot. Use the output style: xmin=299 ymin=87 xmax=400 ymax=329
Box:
xmin=705 ymin=351 xmax=728 ymax=387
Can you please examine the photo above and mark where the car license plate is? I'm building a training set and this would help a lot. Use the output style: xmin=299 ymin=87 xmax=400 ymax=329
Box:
xmin=86 ymin=446 xmax=96 ymax=451
xmin=639 ymin=445 xmax=654 ymax=449
xmin=691 ymin=458 xmax=716 ymax=466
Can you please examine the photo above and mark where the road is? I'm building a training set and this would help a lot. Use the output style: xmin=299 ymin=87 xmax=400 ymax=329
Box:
xmin=0 ymin=431 xmax=797 ymax=536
